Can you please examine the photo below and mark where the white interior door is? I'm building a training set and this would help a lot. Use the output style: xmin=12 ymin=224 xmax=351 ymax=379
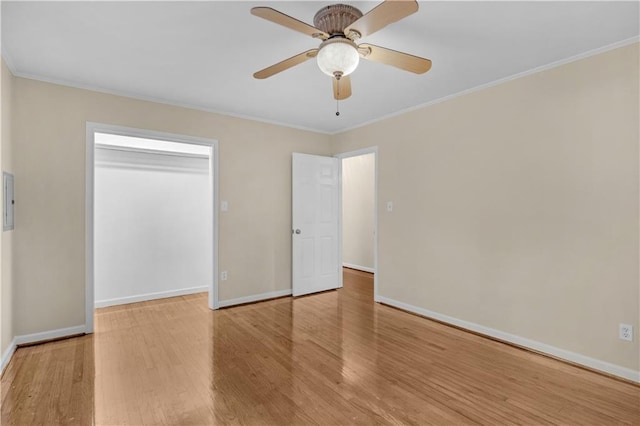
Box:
xmin=292 ymin=153 xmax=341 ymax=297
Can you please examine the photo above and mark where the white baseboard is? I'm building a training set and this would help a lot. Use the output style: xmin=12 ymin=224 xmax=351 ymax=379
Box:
xmin=1 ymin=337 xmax=17 ymax=375
xmin=377 ymin=296 xmax=640 ymax=383
xmin=343 ymin=263 xmax=375 ymax=273
xmin=95 ymin=286 xmax=208 ymax=308
xmin=14 ymin=325 xmax=86 ymax=346
xmin=218 ymin=289 xmax=291 ymax=308
xmin=1 ymin=325 xmax=87 ymax=374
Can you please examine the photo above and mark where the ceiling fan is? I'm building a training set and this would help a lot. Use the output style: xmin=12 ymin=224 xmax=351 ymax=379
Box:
xmin=251 ymin=0 xmax=432 ymax=102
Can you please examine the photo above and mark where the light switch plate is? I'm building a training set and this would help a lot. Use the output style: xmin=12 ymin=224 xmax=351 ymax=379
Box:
xmin=221 ymin=200 xmax=228 ymax=212
xmin=387 ymin=201 xmax=393 ymax=212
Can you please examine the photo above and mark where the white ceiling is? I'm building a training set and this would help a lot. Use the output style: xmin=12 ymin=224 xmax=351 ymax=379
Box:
xmin=2 ymin=1 xmax=639 ymax=134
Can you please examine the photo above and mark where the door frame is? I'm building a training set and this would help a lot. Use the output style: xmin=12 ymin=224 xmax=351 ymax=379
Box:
xmin=85 ymin=122 xmax=219 ymax=334
xmin=335 ymin=147 xmax=379 ymax=302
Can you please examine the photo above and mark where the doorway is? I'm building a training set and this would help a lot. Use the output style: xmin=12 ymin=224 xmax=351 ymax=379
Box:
xmin=85 ymin=123 xmax=219 ymax=334
xmin=336 ymin=147 xmax=378 ymax=301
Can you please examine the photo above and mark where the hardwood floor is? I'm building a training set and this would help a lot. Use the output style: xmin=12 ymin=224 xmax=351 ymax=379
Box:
xmin=2 ymin=268 xmax=639 ymax=425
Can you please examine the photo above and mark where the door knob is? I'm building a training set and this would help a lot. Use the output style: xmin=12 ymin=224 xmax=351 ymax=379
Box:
xmin=295 ymin=229 xmax=301 ymax=234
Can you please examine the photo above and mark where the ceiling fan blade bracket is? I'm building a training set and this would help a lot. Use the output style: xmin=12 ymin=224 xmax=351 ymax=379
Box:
xmin=346 ymin=30 xmax=362 ymax=41
xmin=358 ymin=46 xmax=372 ymax=57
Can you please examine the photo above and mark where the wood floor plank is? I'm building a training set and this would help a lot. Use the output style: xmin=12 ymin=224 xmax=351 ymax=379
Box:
xmin=1 ymin=268 xmax=639 ymax=425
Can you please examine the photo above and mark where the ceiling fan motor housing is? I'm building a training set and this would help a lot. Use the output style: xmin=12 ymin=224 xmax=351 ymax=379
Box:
xmin=313 ymin=4 xmax=363 ymax=36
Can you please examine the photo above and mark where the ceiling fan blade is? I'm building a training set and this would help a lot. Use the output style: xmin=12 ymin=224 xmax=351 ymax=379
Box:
xmin=333 ymin=75 xmax=352 ymax=100
xmin=344 ymin=0 xmax=418 ymax=39
xmin=254 ymin=49 xmax=318 ymax=79
xmin=359 ymin=43 xmax=431 ymax=74
xmin=251 ymin=7 xmax=329 ymax=40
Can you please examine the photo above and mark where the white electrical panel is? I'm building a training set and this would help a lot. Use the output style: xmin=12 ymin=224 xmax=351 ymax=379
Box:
xmin=3 ymin=172 xmax=14 ymax=231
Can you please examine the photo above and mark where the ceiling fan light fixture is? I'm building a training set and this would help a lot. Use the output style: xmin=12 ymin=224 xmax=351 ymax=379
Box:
xmin=317 ymin=38 xmax=359 ymax=77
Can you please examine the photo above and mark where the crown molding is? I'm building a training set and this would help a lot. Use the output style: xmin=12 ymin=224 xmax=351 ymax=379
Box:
xmin=1 ymin=47 xmax=18 ymax=74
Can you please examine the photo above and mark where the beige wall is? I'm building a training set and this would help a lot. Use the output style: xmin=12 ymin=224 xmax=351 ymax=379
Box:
xmin=1 ymin=59 xmax=14 ymax=356
xmin=331 ymin=43 xmax=639 ymax=371
xmin=342 ymin=153 xmax=375 ymax=270
xmin=11 ymin=76 xmax=331 ymax=336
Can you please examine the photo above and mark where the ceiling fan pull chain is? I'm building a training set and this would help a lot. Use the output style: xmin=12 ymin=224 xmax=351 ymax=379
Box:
xmin=336 ymin=77 xmax=341 ymax=116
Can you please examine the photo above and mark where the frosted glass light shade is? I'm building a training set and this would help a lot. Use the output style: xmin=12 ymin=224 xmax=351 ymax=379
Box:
xmin=317 ymin=39 xmax=359 ymax=77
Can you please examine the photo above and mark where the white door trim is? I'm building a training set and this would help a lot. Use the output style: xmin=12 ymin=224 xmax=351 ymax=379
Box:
xmin=85 ymin=122 xmax=220 ymax=334
xmin=334 ymin=147 xmax=379 ymax=302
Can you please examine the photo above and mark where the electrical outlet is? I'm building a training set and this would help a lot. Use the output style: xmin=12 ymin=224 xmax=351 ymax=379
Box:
xmin=221 ymin=271 xmax=228 ymax=281
xmin=619 ymin=324 xmax=633 ymax=342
